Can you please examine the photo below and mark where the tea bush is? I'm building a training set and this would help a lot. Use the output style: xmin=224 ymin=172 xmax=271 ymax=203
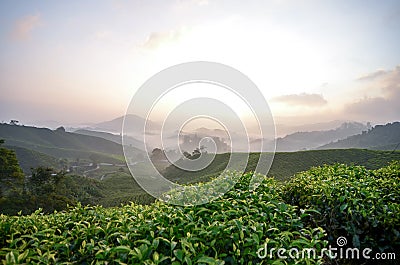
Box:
xmin=282 ymin=162 xmax=400 ymax=252
xmin=0 ymin=172 xmax=327 ymax=264
xmin=2 ymin=163 xmax=399 ymax=264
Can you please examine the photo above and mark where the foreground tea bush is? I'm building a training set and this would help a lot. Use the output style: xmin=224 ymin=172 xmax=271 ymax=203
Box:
xmin=0 ymin=173 xmax=327 ymax=264
xmin=283 ymin=162 xmax=400 ymax=252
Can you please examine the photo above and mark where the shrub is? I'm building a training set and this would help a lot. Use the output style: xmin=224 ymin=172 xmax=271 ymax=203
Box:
xmin=282 ymin=162 xmax=400 ymax=253
xmin=0 ymin=172 xmax=327 ymax=264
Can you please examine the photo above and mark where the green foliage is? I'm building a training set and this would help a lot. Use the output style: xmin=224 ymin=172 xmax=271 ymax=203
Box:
xmin=0 ymin=140 xmax=24 ymax=201
xmin=0 ymin=172 xmax=327 ymax=264
xmin=98 ymin=172 xmax=155 ymax=207
xmin=282 ymin=162 xmax=400 ymax=252
xmin=164 ymin=149 xmax=400 ymax=182
xmin=0 ymin=140 xmax=24 ymax=181
xmin=6 ymin=146 xmax=60 ymax=174
xmin=0 ymin=164 xmax=105 ymax=215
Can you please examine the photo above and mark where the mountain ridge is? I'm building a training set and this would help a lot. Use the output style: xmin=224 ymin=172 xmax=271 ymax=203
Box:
xmin=319 ymin=122 xmax=400 ymax=150
xmin=0 ymin=123 xmax=143 ymax=164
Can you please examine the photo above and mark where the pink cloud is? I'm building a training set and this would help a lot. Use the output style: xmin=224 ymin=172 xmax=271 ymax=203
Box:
xmin=10 ymin=14 xmax=41 ymax=41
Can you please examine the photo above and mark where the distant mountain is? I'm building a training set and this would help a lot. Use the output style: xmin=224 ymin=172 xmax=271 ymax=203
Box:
xmin=275 ymin=122 xmax=369 ymax=151
xmin=273 ymin=120 xmax=358 ymax=137
xmin=192 ymin=127 xmax=228 ymax=138
xmin=250 ymin=122 xmax=369 ymax=152
xmin=74 ymin=129 xmax=146 ymax=151
xmin=93 ymin=114 xmax=160 ymax=134
xmin=319 ymin=122 xmax=400 ymax=150
xmin=0 ymin=123 xmax=143 ymax=163
xmin=182 ymin=122 xmax=368 ymax=152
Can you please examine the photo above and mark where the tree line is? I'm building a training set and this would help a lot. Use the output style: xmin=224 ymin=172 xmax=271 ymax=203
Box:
xmin=0 ymin=140 xmax=101 ymax=215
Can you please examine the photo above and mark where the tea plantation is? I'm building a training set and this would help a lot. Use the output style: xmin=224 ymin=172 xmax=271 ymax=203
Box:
xmin=1 ymin=163 xmax=399 ymax=264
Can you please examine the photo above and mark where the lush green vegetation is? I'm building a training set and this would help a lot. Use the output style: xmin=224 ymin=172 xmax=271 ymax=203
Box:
xmin=1 ymin=163 xmax=399 ymax=264
xmin=0 ymin=139 xmax=24 ymax=201
xmin=0 ymin=139 xmax=105 ymax=215
xmin=0 ymin=173 xmax=328 ymax=264
xmin=164 ymin=149 xmax=400 ymax=182
xmin=1 ymin=138 xmax=399 ymax=263
xmin=6 ymin=146 xmax=60 ymax=174
xmin=0 ymin=166 xmax=105 ymax=216
xmin=99 ymin=172 xmax=155 ymax=207
xmin=282 ymin=162 xmax=400 ymax=253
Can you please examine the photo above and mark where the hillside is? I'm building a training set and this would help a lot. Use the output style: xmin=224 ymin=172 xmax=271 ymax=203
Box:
xmin=1 ymin=164 xmax=399 ymax=263
xmin=274 ymin=122 xmax=368 ymax=151
xmin=319 ymin=122 xmax=400 ymax=150
xmin=5 ymin=145 xmax=60 ymax=174
xmin=93 ymin=114 xmax=160 ymax=134
xmin=0 ymin=123 xmax=143 ymax=163
xmin=163 ymin=149 xmax=400 ymax=182
xmin=74 ymin=129 xmax=145 ymax=151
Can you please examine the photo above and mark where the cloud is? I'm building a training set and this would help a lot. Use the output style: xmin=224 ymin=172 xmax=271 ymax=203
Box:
xmin=272 ymin=93 xmax=327 ymax=107
xmin=142 ymin=28 xmax=186 ymax=50
xmin=10 ymin=13 xmax=41 ymax=41
xmin=346 ymin=97 xmax=397 ymax=119
xmin=345 ymin=65 xmax=400 ymax=121
xmin=356 ymin=69 xmax=388 ymax=81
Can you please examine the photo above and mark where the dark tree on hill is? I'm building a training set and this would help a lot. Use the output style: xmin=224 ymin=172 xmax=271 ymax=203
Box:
xmin=150 ymin=148 xmax=166 ymax=161
xmin=0 ymin=141 xmax=107 ymax=215
xmin=55 ymin=126 xmax=66 ymax=132
xmin=183 ymin=151 xmax=191 ymax=159
xmin=182 ymin=146 xmax=206 ymax=160
xmin=0 ymin=139 xmax=26 ymax=214
xmin=0 ymin=139 xmax=24 ymax=193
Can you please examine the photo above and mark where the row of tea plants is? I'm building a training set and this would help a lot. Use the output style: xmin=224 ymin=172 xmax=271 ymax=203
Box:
xmin=1 ymin=162 xmax=399 ymax=264
xmin=282 ymin=162 xmax=400 ymax=253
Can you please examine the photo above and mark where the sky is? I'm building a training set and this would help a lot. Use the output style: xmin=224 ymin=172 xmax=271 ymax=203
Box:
xmin=0 ymin=0 xmax=400 ymax=130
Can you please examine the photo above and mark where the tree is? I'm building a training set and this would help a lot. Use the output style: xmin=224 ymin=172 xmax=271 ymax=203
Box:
xmin=182 ymin=146 xmax=206 ymax=160
xmin=0 ymin=140 xmax=26 ymax=214
xmin=55 ymin=126 xmax=66 ymax=132
xmin=191 ymin=148 xmax=201 ymax=159
xmin=150 ymin=148 xmax=166 ymax=161
xmin=183 ymin=151 xmax=191 ymax=159
xmin=0 ymin=139 xmax=24 ymax=188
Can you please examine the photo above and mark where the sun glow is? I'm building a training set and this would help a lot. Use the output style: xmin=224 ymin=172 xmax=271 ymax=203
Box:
xmin=146 ymin=18 xmax=332 ymax=105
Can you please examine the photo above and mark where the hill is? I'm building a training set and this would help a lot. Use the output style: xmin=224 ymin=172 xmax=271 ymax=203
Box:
xmin=274 ymin=119 xmax=359 ymax=136
xmin=0 ymin=123 xmax=143 ymax=164
xmin=73 ymin=129 xmax=145 ymax=151
xmin=319 ymin=122 xmax=400 ymax=150
xmin=93 ymin=114 xmax=160 ymax=134
xmin=163 ymin=149 xmax=400 ymax=182
xmin=5 ymin=146 xmax=60 ymax=174
xmin=274 ymin=122 xmax=368 ymax=151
